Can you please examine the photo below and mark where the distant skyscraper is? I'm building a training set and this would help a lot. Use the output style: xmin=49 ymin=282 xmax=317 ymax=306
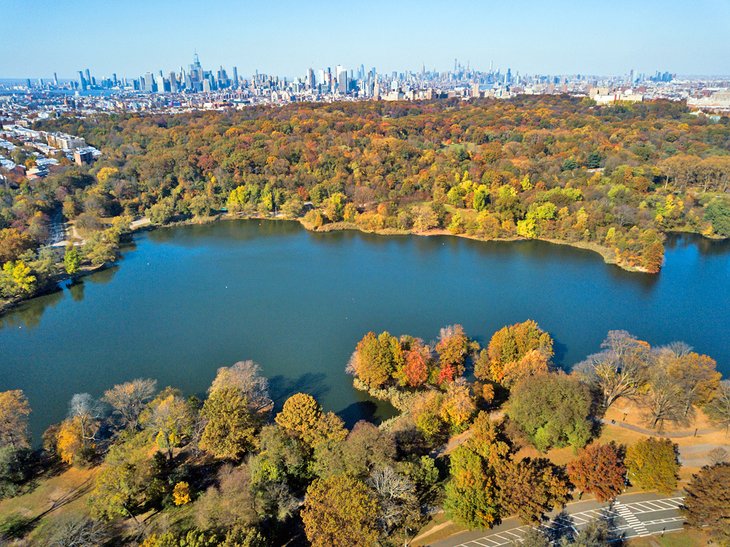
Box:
xmin=84 ymin=68 xmax=91 ymax=85
xmin=53 ymin=72 xmax=58 ymax=86
xmin=78 ymin=71 xmax=87 ymax=90
xmin=306 ymin=68 xmax=315 ymax=90
xmin=232 ymin=66 xmax=238 ymax=88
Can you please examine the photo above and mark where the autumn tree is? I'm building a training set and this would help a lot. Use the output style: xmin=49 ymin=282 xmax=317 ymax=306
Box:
xmin=499 ymin=457 xmax=571 ymax=524
xmin=658 ymin=345 xmax=721 ymax=419
xmin=507 ymin=372 xmax=593 ymax=451
xmin=0 ymin=390 xmax=31 ymax=450
xmin=500 ymin=349 xmax=550 ymax=388
xmin=435 ymin=324 xmax=469 ymax=383
xmin=348 ymin=331 xmax=403 ymax=389
xmin=567 ymin=442 xmax=626 ymax=502
xmin=103 ymin=378 xmax=157 ymax=430
xmin=681 ymin=463 xmax=730 ymax=543
xmin=573 ymin=330 xmax=650 ymax=410
xmin=625 ymin=437 xmax=679 ymax=493
xmin=301 ymin=474 xmax=380 ymax=547
xmin=274 ymin=393 xmax=346 ymax=448
xmin=439 ymin=378 xmax=476 ymax=431
xmin=200 ymin=386 xmax=257 ymax=460
xmin=395 ymin=339 xmax=431 ymax=387
xmin=485 ymin=320 xmax=553 ymax=383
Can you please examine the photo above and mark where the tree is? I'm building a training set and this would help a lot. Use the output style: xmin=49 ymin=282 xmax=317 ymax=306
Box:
xmin=659 ymin=347 xmax=721 ymax=418
xmin=301 ymin=474 xmax=380 ymax=547
xmin=63 ymin=245 xmax=81 ymax=276
xmin=507 ymin=373 xmax=593 ymax=451
xmin=89 ymin=435 xmax=159 ymax=522
xmin=348 ymin=331 xmax=403 ymax=389
xmin=500 ymin=457 xmax=571 ymax=524
xmin=82 ymin=227 xmax=120 ymax=266
xmin=443 ymin=415 xmax=511 ymax=529
xmin=208 ymin=361 xmax=272 ymax=414
xmin=573 ymin=330 xmax=650 ymax=410
xmin=439 ymin=378 xmax=476 ymax=431
xmin=200 ymin=386 xmax=257 ymax=460
xmin=103 ymin=378 xmax=157 ymax=430
xmin=367 ymin=465 xmax=420 ymax=540
xmin=274 ymin=393 xmax=346 ymax=448
xmin=0 ymin=390 xmax=31 ymax=450
xmin=705 ymin=380 xmax=730 ymax=432
xmin=681 ymin=463 xmax=730 ymax=543
xmin=195 ymin=464 xmax=258 ymax=532
xmin=486 ymin=320 xmax=553 ymax=383
xmin=47 ymin=515 xmax=110 ymax=547
xmin=56 ymin=417 xmax=92 ymax=466
xmin=140 ymin=389 xmax=194 ymax=460
xmin=642 ymin=365 xmax=685 ymax=430
xmin=172 ymin=481 xmax=191 ymax=506
xmin=500 ymin=350 xmax=550 ymax=388
xmin=567 ymin=442 xmax=626 ymax=502
xmin=435 ymin=324 xmax=469 ymax=383
xmin=625 ymin=437 xmax=679 ymax=493
xmin=396 ymin=340 xmax=431 ymax=387
xmin=0 ymin=261 xmax=36 ymax=298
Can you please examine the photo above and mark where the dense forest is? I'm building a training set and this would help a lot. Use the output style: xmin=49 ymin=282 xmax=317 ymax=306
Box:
xmin=1 ymin=96 xmax=730 ymax=305
xmin=0 ymin=320 xmax=729 ymax=545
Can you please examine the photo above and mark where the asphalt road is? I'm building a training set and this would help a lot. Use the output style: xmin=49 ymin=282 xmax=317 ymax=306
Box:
xmin=430 ymin=493 xmax=685 ymax=546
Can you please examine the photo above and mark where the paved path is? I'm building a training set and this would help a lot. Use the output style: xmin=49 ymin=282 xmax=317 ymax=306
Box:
xmin=430 ymin=493 xmax=684 ymax=547
xmin=599 ymin=417 xmax=718 ymax=438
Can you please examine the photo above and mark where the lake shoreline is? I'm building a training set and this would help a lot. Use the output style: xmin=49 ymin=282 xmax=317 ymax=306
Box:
xmin=3 ymin=212 xmax=726 ymax=317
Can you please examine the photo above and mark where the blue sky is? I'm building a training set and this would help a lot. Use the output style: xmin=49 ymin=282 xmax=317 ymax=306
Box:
xmin=3 ymin=0 xmax=729 ymax=78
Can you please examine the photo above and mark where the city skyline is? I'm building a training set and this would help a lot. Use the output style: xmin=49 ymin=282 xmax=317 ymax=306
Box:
xmin=3 ymin=0 xmax=730 ymax=79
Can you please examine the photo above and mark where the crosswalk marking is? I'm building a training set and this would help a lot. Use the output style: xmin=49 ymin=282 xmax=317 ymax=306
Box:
xmin=615 ymin=501 xmax=650 ymax=537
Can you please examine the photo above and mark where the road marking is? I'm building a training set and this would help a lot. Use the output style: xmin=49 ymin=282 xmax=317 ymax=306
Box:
xmin=615 ymin=501 xmax=650 ymax=537
xmin=447 ymin=497 xmax=684 ymax=546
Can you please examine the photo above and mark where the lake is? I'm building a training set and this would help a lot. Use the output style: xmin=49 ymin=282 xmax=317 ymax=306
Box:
xmin=1 ymin=220 xmax=729 ymax=441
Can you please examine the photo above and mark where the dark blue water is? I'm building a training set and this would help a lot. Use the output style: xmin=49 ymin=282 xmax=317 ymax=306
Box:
xmin=1 ymin=221 xmax=728 ymax=441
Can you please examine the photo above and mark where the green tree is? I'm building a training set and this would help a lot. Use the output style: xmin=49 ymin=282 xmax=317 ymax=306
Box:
xmin=301 ymin=474 xmax=379 ymax=547
xmin=625 ymin=437 xmax=679 ymax=493
xmin=63 ymin=245 xmax=81 ymax=276
xmin=0 ymin=261 xmax=36 ymax=297
xmin=200 ymin=386 xmax=257 ymax=460
xmin=507 ymin=373 xmax=592 ymax=451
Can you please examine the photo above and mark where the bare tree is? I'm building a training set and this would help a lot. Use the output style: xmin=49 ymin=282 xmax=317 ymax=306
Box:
xmin=103 ymin=378 xmax=157 ymax=430
xmin=209 ymin=360 xmax=272 ymax=413
xmin=706 ymin=381 xmax=730 ymax=434
xmin=643 ymin=367 xmax=686 ymax=431
xmin=69 ymin=393 xmax=105 ymax=442
xmin=48 ymin=515 xmax=109 ymax=546
xmin=574 ymin=330 xmax=649 ymax=410
xmin=367 ymin=465 xmax=419 ymax=535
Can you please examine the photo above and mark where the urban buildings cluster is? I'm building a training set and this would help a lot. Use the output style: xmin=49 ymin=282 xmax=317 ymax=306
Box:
xmin=0 ymin=56 xmax=728 ymax=133
xmin=0 ymin=124 xmax=100 ymax=183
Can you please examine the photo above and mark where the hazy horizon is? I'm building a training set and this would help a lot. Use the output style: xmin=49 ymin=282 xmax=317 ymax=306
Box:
xmin=3 ymin=0 xmax=730 ymax=80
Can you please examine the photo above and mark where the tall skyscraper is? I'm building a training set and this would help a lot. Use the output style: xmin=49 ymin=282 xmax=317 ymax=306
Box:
xmin=232 ymin=66 xmax=239 ymax=88
xmin=78 ymin=71 xmax=87 ymax=90
xmin=53 ymin=72 xmax=58 ymax=86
